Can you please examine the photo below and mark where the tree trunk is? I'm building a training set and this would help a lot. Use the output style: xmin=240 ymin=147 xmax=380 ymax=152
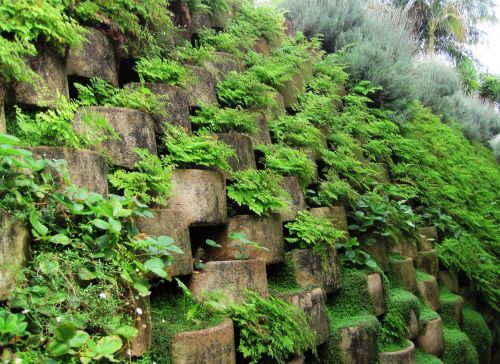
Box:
xmin=427 ymin=22 xmax=436 ymax=55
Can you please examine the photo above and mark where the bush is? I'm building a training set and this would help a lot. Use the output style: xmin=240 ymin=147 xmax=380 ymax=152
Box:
xmin=216 ymin=72 xmax=276 ymax=109
xmin=462 ymin=308 xmax=493 ymax=364
xmin=480 ymin=74 xmax=500 ymax=103
xmin=191 ymin=104 xmax=258 ymax=134
xmin=268 ymin=115 xmax=324 ymax=154
xmin=135 ymin=57 xmax=187 ymax=86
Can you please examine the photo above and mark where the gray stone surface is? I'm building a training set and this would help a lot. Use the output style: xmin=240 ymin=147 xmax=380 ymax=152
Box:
xmin=417 ymin=276 xmax=441 ymax=311
xmin=390 ymin=257 xmax=417 ymax=293
xmin=184 ymin=65 xmax=218 ymax=107
xmin=216 ymin=133 xmax=256 ymax=172
xmin=203 ymin=52 xmax=243 ymax=81
xmin=366 ymin=273 xmax=385 ymax=316
xmin=417 ymin=317 xmax=445 ymax=357
xmin=415 ymin=249 xmax=439 ymax=277
xmin=279 ymin=176 xmax=306 ymax=222
xmin=128 ymin=294 xmax=151 ymax=357
xmin=379 ymin=340 xmax=416 ymax=364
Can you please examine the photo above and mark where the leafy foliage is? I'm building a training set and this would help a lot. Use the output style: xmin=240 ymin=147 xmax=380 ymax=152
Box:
xmin=135 ymin=57 xmax=187 ymax=86
xmin=337 ymin=237 xmax=378 ymax=269
xmin=217 ymin=71 xmax=276 ymax=109
xmin=191 ymin=104 xmax=258 ymax=134
xmin=268 ymin=115 xmax=325 ymax=154
xmin=227 ymin=170 xmax=289 ymax=216
xmin=228 ymin=232 xmax=270 ymax=260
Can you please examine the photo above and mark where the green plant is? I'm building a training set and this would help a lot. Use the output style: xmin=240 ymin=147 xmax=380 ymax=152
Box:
xmin=0 ymin=309 xmax=28 ymax=353
xmin=268 ymin=115 xmax=324 ymax=154
xmin=285 ymin=210 xmax=345 ymax=261
xmin=216 ymin=72 xmax=276 ymax=109
xmin=337 ymin=237 xmax=377 ymax=269
xmin=246 ymin=51 xmax=295 ymax=86
xmin=462 ymin=308 xmax=493 ymax=364
xmin=187 ymin=0 xmax=236 ymax=14
xmin=135 ymin=57 xmax=187 ymax=86
xmin=170 ymin=41 xmax=214 ymax=66
xmin=191 ymin=104 xmax=258 ymax=134
xmin=315 ymin=172 xmax=360 ymax=207
xmin=227 ymin=169 xmax=289 ymax=216
xmin=109 ymin=148 xmax=172 ymax=207
xmin=228 ymin=291 xmax=316 ymax=364
xmin=162 ymin=126 xmax=236 ymax=172
xmin=480 ymin=74 xmax=500 ymax=103
xmin=228 ymin=232 xmax=269 ymax=260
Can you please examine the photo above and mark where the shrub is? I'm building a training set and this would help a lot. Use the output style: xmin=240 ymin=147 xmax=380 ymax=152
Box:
xmin=170 ymin=41 xmax=214 ymax=66
xmin=162 ymin=126 xmax=236 ymax=172
xmin=135 ymin=57 xmax=187 ymax=86
xmin=462 ymin=308 xmax=493 ymax=364
xmin=268 ymin=115 xmax=324 ymax=154
xmin=228 ymin=291 xmax=316 ymax=364
xmin=285 ymin=210 xmax=345 ymax=261
xmin=480 ymin=74 xmax=500 ymax=103
xmin=227 ymin=169 xmax=289 ymax=216
xmin=316 ymin=171 xmax=360 ymax=207
xmin=216 ymin=72 xmax=276 ymax=109
xmin=191 ymin=104 xmax=258 ymax=134
xmin=246 ymin=51 xmax=295 ymax=86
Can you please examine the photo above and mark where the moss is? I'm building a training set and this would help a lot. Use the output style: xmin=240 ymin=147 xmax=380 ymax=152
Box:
xmin=439 ymin=288 xmax=463 ymax=328
xmin=150 ymin=291 xmax=225 ymax=363
xmin=415 ymin=349 xmax=444 ymax=364
xmin=416 ymin=270 xmax=434 ymax=282
xmin=462 ymin=308 xmax=493 ymax=363
xmin=388 ymin=253 xmax=406 ymax=262
xmin=419 ymin=301 xmax=439 ymax=322
xmin=267 ymin=255 xmax=304 ymax=294
xmin=442 ymin=328 xmax=472 ymax=364
xmin=389 ymin=287 xmax=420 ymax=323
xmin=379 ymin=339 xmax=410 ymax=353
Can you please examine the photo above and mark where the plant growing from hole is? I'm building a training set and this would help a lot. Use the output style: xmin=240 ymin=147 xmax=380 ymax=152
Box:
xmin=109 ymin=148 xmax=172 ymax=207
xmin=216 ymin=71 xmax=276 ymax=109
xmin=191 ymin=104 xmax=259 ymax=134
xmin=312 ymin=172 xmax=360 ymax=208
xmin=193 ymin=238 xmax=223 ymax=270
xmin=268 ymin=115 xmax=325 ymax=155
xmin=337 ymin=237 xmax=378 ymax=269
xmin=229 ymin=232 xmax=269 ymax=260
xmin=162 ymin=126 xmax=236 ymax=173
xmin=285 ymin=210 xmax=345 ymax=262
xmin=227 ymin=169 xmax=290 ymax=216
xmin=135 ymin=57 xmax=187 ymax=86
xmin=170 ymin=41 xmax=214 ymax=66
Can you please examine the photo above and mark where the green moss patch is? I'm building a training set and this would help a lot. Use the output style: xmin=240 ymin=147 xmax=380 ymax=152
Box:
xmin=438 ymin=288 xmax=463 ymax=328
xmin=267 ymin=256 xmax=305 ymax=295
xmin=420 ymin=301 xmax=439 ymax=322
xmin=443 ymin=328 xmax=477 ymax=364
xmin=462 ymin=307 xmax=493 ymax=364
xmin=415 ymin=349 xmax=443 ymax=364
xmin=416 ymin=270 xmax=434 ymax=282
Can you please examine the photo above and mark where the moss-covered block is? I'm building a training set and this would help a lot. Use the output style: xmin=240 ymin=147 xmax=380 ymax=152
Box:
xmin=388 ymin=288 xmax=421 ymax=339
xmin=439 ymin=289 xmax=464 ymax=328
xmin=417 ymin=226 xmax=437 ymax=252
xmin=67 ymin=26 xmax=118 ymax=86
xmin=167 ymin=169 xmax=227 ymax=226
xmin=309 ymin=206 xmax=349 ymax=234
xmin=415 ymin=349 xmax=443 ymax=363
xmin=366 ymin=273 xmax=386 ymax=316
xmin=371 ymin=162 xmax=390 ymax=183
xmin=253 ymin=37 xmax=271 ymax=56
xmin=462 ymin=308 xmax=492 ymax=364
xmin=359 ymin=236 xmax=389 ymax=272
xmin=184 ymin=65 xmax=218 ymax=107
xmin=299 ymin=60 xmax=314 ymax=84
xmin=379 ymin=340 xmax=416 ymax=364
xmin=416 ymin=274 xmax=440 ymax=311
xmin=279 ymin=176 xmax=306 ymax=222
xmin=203 ymin=52 xmax=243 ymax=81
xmin=0 ymin=212 xmax=29 ymax=300
xmin=0 ymin=84 xmax=5 ymax=133
xmin=415 ymin=250 xmax=439 ymax=277
xmin=250 ymin=113 xmax=272 ymax=149
xmin=388 ymin=238 xmax=417 ymax=259
xmin=442 ymin=328 xmax=474 ymax=364
xmin=416 ymin=316 xmax=444 ymax=357
xmin=389 ymin=256 xmax=417 ymax=292
xmin=216 ymin=133 xmax=256 ymax=172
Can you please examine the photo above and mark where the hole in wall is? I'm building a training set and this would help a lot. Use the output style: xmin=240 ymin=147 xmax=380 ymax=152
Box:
xmin=254 ymin=149 xmax=266 ymax=170
xmin=67 ymin=75 xmax=91 ymax=100
xmin=118 ymin=58 xmax=140 ymax=87
xmin=188 ymin=225 xmax=227 ymax=261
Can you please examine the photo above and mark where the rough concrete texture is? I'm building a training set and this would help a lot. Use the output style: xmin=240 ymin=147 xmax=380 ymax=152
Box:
xmin=415 ymin=250 xmax=439 ymax=277
xmin=184 ymin=65 xmax=218 ymax=107
xmin=203 ymin=52 xmax=243 ymax=81
xmin=407 ymin=310 xmax=420 ymax=339
xmin=416 ymin=317 xmax=445 ymax=357
xmin=417 ymin=226 xmax=437 ymax=251
xmin=438 ymin=271 xmax=460 ymax=293
xmin=279 ymin=176 xmax=306 ymax=222
xmin=126 ymin=83 xmax=191 ymax=133
xmin=74 ymin=106 xmax=157 ymax=169
xmin=288 ymin=248 xmax=341 ymax=294
xmin=249 ymin=113 xmax=272 ymax=150
xmin=189 ymin=259 xmax=268 ymax=305
xmin=253 ymin=37 xmax=271 ymax=56
xmin=137 ymin=209 xmax=193 ymax=277
xmin=309 ymin=206 xmax=349 ymax=233
xmin=371 ymin=163 xmax=390 ymax=183
xmin=275 ymin=78 xmax=299 ymax=109
xmin=28 ymin=146 xmax=108 ymax=195
xmin=167 ymin=169 xmax=227 ymax=226
xmin=389 ymin=257 xmax=417 ymax=292
xmin=388 ymin=238 xmax=417 ymax=259
xmin=9 ymin=47 xmax=68 ymax=108
xmin=417 ymin=276 xmax=441 ymax=311
xmin=0 ymin=213 xmax=29 ymax=301
xmin=279 ymin=288 xmax=329 ymax=345
xmin=67 ymin=27 xmax=118 ymax=86
xmin=359 ymin=236 xmax=389 ymax=272
xmin=216 ymin=133 xmax=256 ymax=172
xmin=128 ymin=294 xmax=152 ymax=357
xmin=211 ymin=214 xmax=284 ymax=264
xmin=379 ymin=340 xmax=416 ymax=364
xmin=366 ymin=273 xmax=385 ymax=316
xmin=189 ymin=12 xmax=212 ymax=36
xmin=338 ymin=323 xmax=378 ymax=364
xmin=171 ymin=318 xmax=236 ymax=364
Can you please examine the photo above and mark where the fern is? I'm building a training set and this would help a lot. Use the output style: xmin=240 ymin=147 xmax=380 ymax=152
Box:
xmin=191 ymin=104 xmax=258 ymax=134
xmin=135 ymin=57 xmax=187 ymax=86
xmin=216 ymin=72 xmax=276 ymax=109
xmin=268 ymin=115 xmax=324 ymax=154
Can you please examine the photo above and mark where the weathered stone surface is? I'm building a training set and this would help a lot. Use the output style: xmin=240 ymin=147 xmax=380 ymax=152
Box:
xmin=137 ymin=209 xmax=193 ymax=277
xmin=288 ymin=248 xmax=341 ymax=294
xmin=210 ymin=5 xmax=237 ymax=28
xmin=407 ymin=310 xmax=420 ymax=339
xmin=0 ymin=213 xmax=29 ymax=301
xmin=189 ymin=259 xmax=268 ymax=305
xmin=203 ymin=52 xmax=243 ymax=81
xmin=67 ymin=27 xmax=118 ymax=86
xmin=279 ymin=176 xmax=306 ymax=222
xmin=274 ymin=75 xmax=304 ymax=109
xmin=167 ymin=169 xmax=227 ymax=226
xmin=389 ymin=257 xmax=417 ymax=292
xmin=416 ymin=317 xmax=445 ymax=357
xmin=253 ymin=37 xmax=271 ymax=56
xmin=415 ymin=250 xmax=439 ymax=277
xmin=417 ymin=276 xmax=441 ymax=311
xmin=309 ymin=206 xmax=349 ymax=233
xmin=171 ymin=318 xmax=236 ymax=364
xmin=438 ymin=271 xmax=459 ymax=294
xmin=380 ymin=340 xmax=416 ymax=364
xmin=266 ymin=92 xmax=286 ymax=120
xmin=126 ymin=83 xmax=191 ymax=133
xmin=299 ymin=60 xmax=314 ymax=84
xmin=359 ymin=236 xmax=389 ymax=272
xmin=337 ymin=320 xmax=379 ymax=364
xmin=28 ymin=146 xmax=108 ymax=195
xmin=189 ymin=12 xmax=212 ymax=36
xmin=0 ymin=84 xmax=5 ymax=133
xmin=417 ymin=226 xmax=437 ymax=251
xmin=211 ymin=214 xmax=284 ymax=264
xmin=440 ymin=293 xmax=464 ymax=328
xmin=216 ymin=133 xmax=256 ymax=172
xmin=250 ymin=113 xmax=272 ymax=149
xmin=9 ymin=47 xmax=68 ymax=108
xmin=128 ymin=294 xmax=151 ymax=357
xmin=74 ymin=106 xmax=157 ymax=169
xmin=366 ymin=273 xmax=385 ymax=316
xmin=279 ymin=288 xmax=329 ymax=345
xmin=388 ymin=237 xmax=417 ymax=259
xmin=371 ymin=163 xmax=390 ymax=183
xmin=184 ymin=65 xmax=218 ymax=107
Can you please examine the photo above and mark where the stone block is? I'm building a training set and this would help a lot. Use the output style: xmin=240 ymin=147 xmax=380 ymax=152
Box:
xmin=9 ymin=47 xmax=68 ymax=108
xmin=189 ymin=12 xmax=212 ymax=36
xmin=417 ymin=226 xmax=437 ymax=251
xmin=359 ymin=236 xmax=389 ymax=272
xmin=211 ymin=214 xmax=284 ymax=264
xmin=279 ymin=288 xmax=329 ymax=346
xmin=440 ymin=292 xmax=464 ymax=328
xmin=415 ymin=250 xmax=439 ymax=277
xmin=407 ymin=310 xmax=420 ymax=339
xmin=416 ymin=316 xmax=445 ymax=357
xmin=0 ymin=84 xmax=5 ymax=133
xmin=210 ymin=5 xmax=237 ymax=29
xmin=379 ymin=340 xmax=416 ymax=364
xmin=126 ymin=83 xmax=191 ymax=133
xmin=279 ymin=176 xmax=306 ymax=222
xmin=287 ymin=248 xmax=341 ymax=294
xmin=0 ymin=213 xmax=29 ymax=301
xmin=389 ymin=257 xmax=417 ymax=293
xmin=128 ymin=294 xmax=151 ymax=357
xmin=184 ymin=65 xmax=218 ymax=107
xmin=28 ymin=146 xmax=108 ymax=195
xmin=167 ymin=169 xmax=227 ymax=226
xmin=249 ymin=113 xmax=272 ymax=149
xmin=438 ymin=271 xmax=459 ymax=294
xmin=366 ymin=273 xmax=385 ymax=316
xmin=417 ymin=276 xmax=441 ymax=311
xmin=216 ymin=133 xmax=256 ymax=172
xmin=67 ymin=27 xmax=118 ymax=86
xmin=74 ymin=106 xmax=157 ymax=169
xmin=336 ymin=320 xmax=379 ymax=364
xmin=287 ymin=356 xmax=305 ymax=364
xmin=388 ymin=237 xmax=417 ymax=259
xmin=171 ymin=318 xmax=236 ymax=364
xmin=309 ymin=206 xmax=349 ymax=234
xmin=299 ymin=60 xmax=314 ymax=84
xmin=189 ymin=259 xmax=268 ymax=305
xmin=274 ymin=77 xmax=302 ymax=109
xmin=137 ymin=209 xmax=193 ymax=277
xmin=203 ymin=52 xmax=243 ymax=81
xmin=253 ymin=37 xmax=271 ymax=56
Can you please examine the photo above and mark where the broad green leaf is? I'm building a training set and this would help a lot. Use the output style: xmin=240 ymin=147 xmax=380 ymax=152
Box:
xmin=144 ymin=258 xmax=167 ymax=278
xmin=95 ymin=335 xmax=122 ymax=356
xmin=47 ymin=340 xmax=70 ymax=357
xmin=205 ymin=239 xmax=222 ymax=248
xmin=49 ymin=234 xmax=71 ymax=245
xmin=92 ymin=219 xmax=110 ymax=229
xmin=69 ymin=330 xmax=90 ymax=348
xmin=55 ymin=322 xmax=77 ymax=341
